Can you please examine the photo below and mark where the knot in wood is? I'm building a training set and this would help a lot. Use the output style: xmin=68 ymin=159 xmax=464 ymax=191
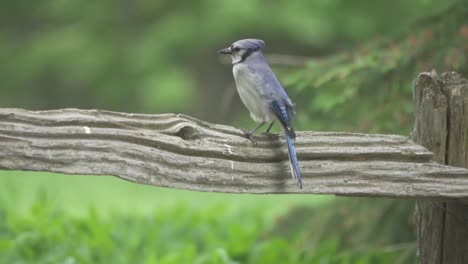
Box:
xmin=175 ymin=125 xmax=199 ymax=140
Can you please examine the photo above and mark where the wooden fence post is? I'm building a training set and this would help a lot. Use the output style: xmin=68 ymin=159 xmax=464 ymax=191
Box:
xmin=412 ymin=72 xmax=468 ymax=263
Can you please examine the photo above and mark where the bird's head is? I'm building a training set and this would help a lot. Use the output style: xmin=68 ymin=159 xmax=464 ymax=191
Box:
xmin=218 ymin=39 xmax=265 ymax=64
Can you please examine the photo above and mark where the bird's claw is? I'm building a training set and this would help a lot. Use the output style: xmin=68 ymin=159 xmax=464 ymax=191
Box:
xmin=240 ymin=128 xmax=257 ymax=145
xmin=261 ymin=131 xmax=277 ymax=139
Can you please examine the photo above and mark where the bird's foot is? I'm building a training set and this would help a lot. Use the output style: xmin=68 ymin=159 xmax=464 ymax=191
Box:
xmin=261 ymin=131 xmax=278 ymax=139
xmin=240 ymin=128 xmax=257 ymax=145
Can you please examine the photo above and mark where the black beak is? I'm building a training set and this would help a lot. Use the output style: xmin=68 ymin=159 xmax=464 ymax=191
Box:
xmin=218 ymin=47 xmax=232 ymax=54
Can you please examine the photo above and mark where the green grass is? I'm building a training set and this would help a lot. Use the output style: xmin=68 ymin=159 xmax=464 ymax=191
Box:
xmin=0 ymin=171 xmax=332 ymax=263
xmin=0 ymin=171 xmax=416 ymax=263
xmin=0 ymin=171 xmax=330 ymax=218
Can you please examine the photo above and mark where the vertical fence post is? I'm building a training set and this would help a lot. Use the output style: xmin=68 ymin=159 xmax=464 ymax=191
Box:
xmin=412 ymin=72 xmax=468 ymax=263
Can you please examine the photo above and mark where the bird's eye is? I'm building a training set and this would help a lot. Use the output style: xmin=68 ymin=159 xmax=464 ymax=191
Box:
xmin=233 ymin=47 xmax=240 ymax=52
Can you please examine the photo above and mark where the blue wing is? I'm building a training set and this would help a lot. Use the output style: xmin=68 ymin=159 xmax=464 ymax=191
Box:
xmin=270 ymin=100 xmax=296 ymax=139
xmin=270 ymin=99 xmax=302 ymax=189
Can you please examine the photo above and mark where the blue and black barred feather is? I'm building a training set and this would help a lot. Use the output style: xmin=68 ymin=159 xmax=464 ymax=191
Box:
xmin=270 ymin=100 xmax=302 ymax=189
xmin=270 ymin=100 xmax=296 ymax=139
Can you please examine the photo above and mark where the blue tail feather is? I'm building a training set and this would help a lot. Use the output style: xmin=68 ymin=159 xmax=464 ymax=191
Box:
xmin=271 ymin=99 xmax=302 ymax=189
xmin=286 ymin=134 xmax=302 ymax=189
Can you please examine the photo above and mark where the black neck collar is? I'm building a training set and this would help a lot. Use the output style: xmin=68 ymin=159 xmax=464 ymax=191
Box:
xmin=233 ymin=49 xmax=255 ymax=65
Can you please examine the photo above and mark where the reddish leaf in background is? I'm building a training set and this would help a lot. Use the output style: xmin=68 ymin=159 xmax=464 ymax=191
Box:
xmin=408 ymin=34 xmax=418 ymax=50
xmin=423 ymin=29 xmax=433 ymax=41
xmin=459 ymin=25 xmax=468 ymax=38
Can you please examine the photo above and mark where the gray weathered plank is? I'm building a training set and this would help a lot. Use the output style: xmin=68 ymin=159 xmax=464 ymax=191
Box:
xmin=0 ymin=107 xmax=468 ymax=197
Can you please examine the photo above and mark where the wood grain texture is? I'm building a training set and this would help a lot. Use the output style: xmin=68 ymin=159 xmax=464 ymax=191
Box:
xmin=1 ymin=107 xmax=468 ymax=196
xmin=413 ymin=72 xmax=449 ymax=264
xmin=440 ymin=72 xmax=468 ymax=264
xmin=413 ymin=72 xmax=468 ymax=264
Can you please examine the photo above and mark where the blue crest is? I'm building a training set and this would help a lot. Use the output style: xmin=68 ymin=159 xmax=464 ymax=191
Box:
xmin=232 ymin=39 xmax=265 ymax=51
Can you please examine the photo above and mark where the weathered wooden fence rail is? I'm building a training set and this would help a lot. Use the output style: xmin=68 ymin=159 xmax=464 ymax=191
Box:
xmin=0 ymin=107 xmax=467 ymax=197
xmin=0 ymin=71 xmax=467 ymax=263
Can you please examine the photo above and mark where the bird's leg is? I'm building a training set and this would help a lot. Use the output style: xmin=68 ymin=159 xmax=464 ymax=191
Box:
xmin=261 ymin=121 xmax=277 ymax=139
xmin=263 ymin=121 xmax=275 ymax=134
xmin=240 ymin=122 xmax=265 ymax=145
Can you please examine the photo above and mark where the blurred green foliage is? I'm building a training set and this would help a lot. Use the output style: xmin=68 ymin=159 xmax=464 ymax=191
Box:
xmin=1 ymin=0 xmax=467 ymax=263
xmin=0 ymin=186 xmax=415 ymax=264
xmin=1 ymin=0 xmax=465 ymax=133
xmin=268 ymin=198 xmax=417 ymax=263
xmin=282 ymin=0 xmax=468 ymax=133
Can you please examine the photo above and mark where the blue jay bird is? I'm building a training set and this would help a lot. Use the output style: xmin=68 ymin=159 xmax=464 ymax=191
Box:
xmin=219 ymin=39 xmax=302 ymax=189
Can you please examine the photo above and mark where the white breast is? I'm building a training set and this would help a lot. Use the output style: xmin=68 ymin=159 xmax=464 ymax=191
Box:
xmin=232 ymin=63 xmax=272 ymax=123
